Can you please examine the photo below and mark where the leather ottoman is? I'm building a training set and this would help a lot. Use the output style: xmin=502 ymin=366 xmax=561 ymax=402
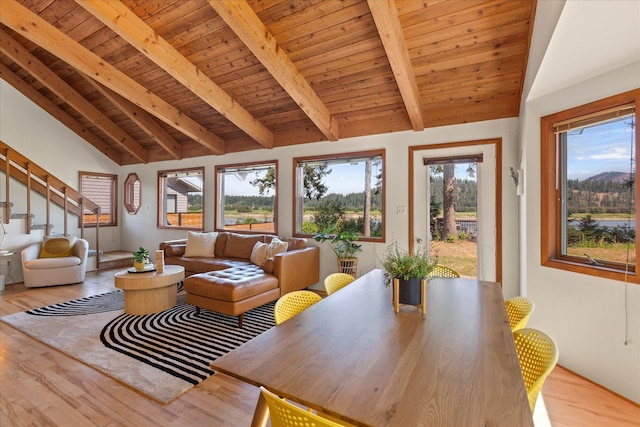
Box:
xmin=184 ymin=264 xmax=280 ymax=327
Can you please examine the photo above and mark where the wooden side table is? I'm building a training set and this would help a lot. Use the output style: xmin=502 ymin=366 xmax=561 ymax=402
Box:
xmin=114 ymin=265 xmax=185 ymax=315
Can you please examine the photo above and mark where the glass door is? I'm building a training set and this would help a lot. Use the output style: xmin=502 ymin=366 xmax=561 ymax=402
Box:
xmin=411 ymin=141 xmax=499 ymax=281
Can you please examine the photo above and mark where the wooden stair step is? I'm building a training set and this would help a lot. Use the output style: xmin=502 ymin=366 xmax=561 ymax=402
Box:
xmin=99 ymin=251 xmax=133 ymax=270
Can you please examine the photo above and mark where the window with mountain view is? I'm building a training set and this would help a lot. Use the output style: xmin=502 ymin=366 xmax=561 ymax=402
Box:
xmin=541 ymin=90 xmax=638 ymax=282
xmin=215 ymin=161 xmax=277 ymax=234
xmin=294 ymin=150 xmax=384 ymax=241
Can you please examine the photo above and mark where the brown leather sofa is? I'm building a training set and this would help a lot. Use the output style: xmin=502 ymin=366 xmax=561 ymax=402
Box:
xmin=159 ymin=232 xmax=320 ymax=326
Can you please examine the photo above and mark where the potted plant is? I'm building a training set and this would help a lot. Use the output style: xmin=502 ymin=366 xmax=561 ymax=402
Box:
xmin=132 ymin=246 xmax=150 ymax=271
xmin=314 ymin=229 xmax=362 ymax=277
xmin=381 ymin=241 xmax=437 ymax=305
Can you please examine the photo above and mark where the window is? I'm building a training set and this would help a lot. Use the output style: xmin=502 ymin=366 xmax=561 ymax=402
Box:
xmin=294 ymin=150 xmax=385 ymax=241
xmin=79 ymin=172 xmax=117 ymax=226
xmin=541 ymin=90 xmax=639 ymax=282
xmin=215 ymin=161 xmax=278 ymax=234
xmin=158 ymin=167 xmax=204 ymax=230
xmin=124 ymin=173 xmax=141 ymax=215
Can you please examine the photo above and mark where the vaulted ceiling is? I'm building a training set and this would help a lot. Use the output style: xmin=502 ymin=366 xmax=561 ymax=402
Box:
xmin=0 ymin=0 xmax=536 ymax=165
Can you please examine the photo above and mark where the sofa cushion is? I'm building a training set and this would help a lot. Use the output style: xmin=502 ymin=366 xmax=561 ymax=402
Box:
xmin=26 ymin=256 xmax=81 ymax=269
xmin=222 ymin=233 xmax=265 ymax=259
xmin=184 ymin=231 xmax=217 ymax=257
xmin=284 ymin=237 xmax=307 ymax=251
xmin=164 ymin=244 xmax=185 ymax=257
xmin=250 ymin=241 xmax=268 ymax=266
xmin=39 ymin=236 xmax=77 ymax=258
xmin=262 ymin=258 xmax=274 ymax=274
xmin=168 ymin=257 xmax=252 ymax=274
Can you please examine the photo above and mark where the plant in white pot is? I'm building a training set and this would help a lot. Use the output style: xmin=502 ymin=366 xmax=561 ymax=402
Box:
xmin=132 ymin=246 xmax=150 ymax=271
xmin=381 ymin=241 xmax=437 ymax=306
xmin=314 ymin=229 xmax=362 ymax=277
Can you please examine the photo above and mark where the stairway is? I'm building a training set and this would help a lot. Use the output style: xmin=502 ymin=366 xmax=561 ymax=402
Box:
xmin=1 ymin=141 xmax=104 ymax=274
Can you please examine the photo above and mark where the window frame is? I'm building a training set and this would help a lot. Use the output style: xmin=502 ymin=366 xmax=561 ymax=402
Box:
xmin=124 ymin=173 xmax=141 ymax=215
xmin=79 ymin=171 xmax=117 ymax=227
xmin=292 ymin=149 xmax=386 ymax=242
xmin=157 ymin=167 xmax=205 ymax=231
xmin=215 ymin=160 xmax=279 ymax=235
xmin=541 ymin=89 xmax=640 ymax=283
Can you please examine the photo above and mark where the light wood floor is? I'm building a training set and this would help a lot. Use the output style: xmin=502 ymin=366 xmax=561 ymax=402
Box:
xmin=1 ymin=268 xmax=639 ymax=427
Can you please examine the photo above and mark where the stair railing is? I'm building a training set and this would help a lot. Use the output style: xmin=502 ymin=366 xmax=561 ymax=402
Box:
xmin=0 ymin=140 xmax=101 ymax=267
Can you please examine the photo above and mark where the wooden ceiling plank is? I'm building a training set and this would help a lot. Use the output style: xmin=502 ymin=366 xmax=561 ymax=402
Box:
xmin=401 ymin=0 xmax=524 ymax=36
xmin=413 ymin=39 xmax=527 ymax=76
xmin=209 ymin=0 xmax=339 ymax=142
xmin=406 ymin=12 xmax=532 ymax=53
xmin=1 ymin=0 xmax=225 ymax=155
xmin=262 ymin=0 xmax=364 ymax=39
xmin=0 ymin=62 xmax=122 ymax=164
xmin=294 ymin=36 xmax=383 ymax=73
xmin=367 ymin=0 xmax=423 ymax=131
xmin=0 ymin=29 xmax=148 ymax=163
xmin=284 ymin=24 xmax=379 ymax=64
xmin=76 ymin=0 xmax=273 ymax=150
xmin=417 ymin=55 xmax=524 ymax=86
xmin=80 ymin=74 xmax=183 ymax=160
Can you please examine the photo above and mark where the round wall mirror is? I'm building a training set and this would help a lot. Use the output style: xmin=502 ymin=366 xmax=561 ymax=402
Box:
xmin=124 ymin=173 xmax=141 ymax=214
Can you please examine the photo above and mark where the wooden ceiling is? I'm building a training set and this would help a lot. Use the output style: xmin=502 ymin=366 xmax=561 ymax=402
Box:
xmin=0 ymin=0 xmax=536 ymax=165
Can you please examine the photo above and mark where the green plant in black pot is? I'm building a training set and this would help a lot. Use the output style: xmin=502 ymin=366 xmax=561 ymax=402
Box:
xmin=381 ymin=241 xmax=437 ymax=304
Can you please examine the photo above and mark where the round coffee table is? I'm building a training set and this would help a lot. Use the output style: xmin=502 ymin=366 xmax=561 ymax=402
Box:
xmin=114 ymin=265 xmax=185 ymax=315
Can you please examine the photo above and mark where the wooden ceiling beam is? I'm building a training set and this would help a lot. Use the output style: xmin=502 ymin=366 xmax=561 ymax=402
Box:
xmin=0 ymin=62 xmax=122 ymax=165
xmin=75 ymin=0 xmax=274 ymax=150
xmin=367 ymin=0 xmax=424 ymax=131
xmin=0 ymin=0 xmax=225 ymax=155
xmin=0 ymin=29 xmax=148 ymax=163
xmin=208 ymin=0 xmax=339 ymax=142
xmin=79 ymin=74 xmax=183 ymax=160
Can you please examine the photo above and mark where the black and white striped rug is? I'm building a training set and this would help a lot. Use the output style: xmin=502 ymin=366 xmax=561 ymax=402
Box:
xmin=2 ymin=290 xmax=274 ymax=403
xmin=100 ymin=296 xmax=274 ymax=385
xmin=25 ymin=282 xmax=184 ymax=316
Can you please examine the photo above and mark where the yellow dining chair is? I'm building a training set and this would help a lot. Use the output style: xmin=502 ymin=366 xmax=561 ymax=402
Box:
xmin=512 ymin=328 xmax=559 ymax=412
xmin=428 ymin=264 xmax=460 ymax=279
xmin=505 ymin=296 xmax=535 ymax=331
xmin=274 ymin=290 xmax=322 ymax=325
xmin=259 ymin=386 xmax=348 ymax=426
xmin=324 ymin=273 xmax=356 ymax=295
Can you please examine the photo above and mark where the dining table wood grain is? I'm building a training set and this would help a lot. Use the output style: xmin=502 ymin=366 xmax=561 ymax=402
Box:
xmin=210 ymin=269 xmax=534 ymax=427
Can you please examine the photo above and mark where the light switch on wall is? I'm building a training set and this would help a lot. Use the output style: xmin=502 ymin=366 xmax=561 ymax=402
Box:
xmin=397 ymin=206 xmax=407 ymax=215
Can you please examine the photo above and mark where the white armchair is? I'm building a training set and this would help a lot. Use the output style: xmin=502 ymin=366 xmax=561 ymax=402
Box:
xmin=21 ymin=238 xmax=89 ymax=288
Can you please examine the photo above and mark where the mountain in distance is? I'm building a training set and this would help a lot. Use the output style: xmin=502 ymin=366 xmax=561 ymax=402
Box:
xmin=586 ymin=171 xmax=632 ymax=183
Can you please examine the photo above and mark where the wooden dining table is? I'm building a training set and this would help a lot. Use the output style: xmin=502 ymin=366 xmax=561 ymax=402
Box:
xmin=210 ymin=269 xmax=534 ymax=426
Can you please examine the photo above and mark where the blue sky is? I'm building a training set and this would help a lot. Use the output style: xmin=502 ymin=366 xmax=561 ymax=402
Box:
xmin=224 ymin=161 xmax=382 ymax=196
xmin=566 ymin=117 xmax=635 ymax=180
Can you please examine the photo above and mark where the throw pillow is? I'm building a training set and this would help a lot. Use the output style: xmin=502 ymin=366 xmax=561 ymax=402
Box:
xmin=38 ymin=235 xmax=77 ymax=258
xmin=250 ymin=241 xmax=268 ymax=266
xmin=184 ymin=231 xmax=217 ymax=257
xmin=266 ymin=237 xmax=288 ymax=259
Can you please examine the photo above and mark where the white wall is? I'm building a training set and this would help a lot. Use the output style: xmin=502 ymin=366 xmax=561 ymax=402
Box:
xmin=520 ymin=62 xmax=640 ymax=404
xmin=514 ymin=0 xmax=640 ymax=404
